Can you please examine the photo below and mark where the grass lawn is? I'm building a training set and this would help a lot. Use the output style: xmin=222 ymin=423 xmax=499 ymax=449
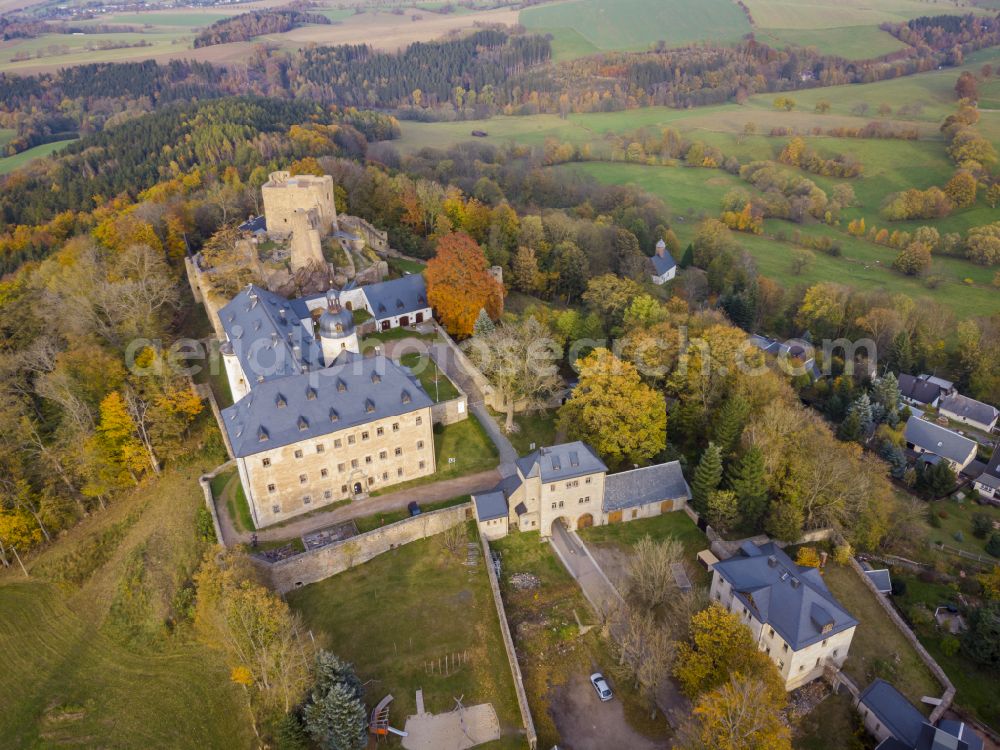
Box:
xmin=757 ymin=25 xmax=907 ymax=60
xmin=287 ymin=522 xmax=525 ymax=748
xmin=361 ymin=326 xmax=438 ymax=348
xmin=491 ymin=408 xmax=559 ymax=455
xmin=490 ymin=530 xmax=669 ymax=747
xmin=925 ymin=496 xmax=1000 ymax=561
xmin=0 ymin=138 xmax=77 ymax=175
xmin=0 ymin=450 xmax=250 ymax=749
xmin=388 ymin=256 xmax=427 ymax=275
xmin=821 ymin=564 xmax=941 ymax=708
xmin=520 ymin=0 xmax=751 ymax=61
xmin=354 ymin=494 xmax=471 ymax=533
xmin=211 ymin=467 xmax=256 ymax=533
xmin=792 ymin=689 xmax=866 ymax=750
xmin=399 ymin=352 xmax=461 ymax=403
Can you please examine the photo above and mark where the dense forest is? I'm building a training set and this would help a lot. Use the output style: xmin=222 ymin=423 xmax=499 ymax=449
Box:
xmin=192 ymin=10 xmax=331 ymax=48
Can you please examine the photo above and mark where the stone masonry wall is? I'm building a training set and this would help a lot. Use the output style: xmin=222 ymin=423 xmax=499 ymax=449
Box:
xmin=261 ymin=503 xmax=473 ymax=593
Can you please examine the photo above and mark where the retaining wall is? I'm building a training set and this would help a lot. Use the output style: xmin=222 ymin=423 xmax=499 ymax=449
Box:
xmin=482 ymin=534 xmax=538 ymax=750
xmin=259 ymin=503 xmax=473 ymax=593
xmin=847 ymin=556 xmax=955 ymax=723
xmin=431 ymin=394 xmax=469 ymax=426
xmin=199 ymin=460 xmax=235 ymax=546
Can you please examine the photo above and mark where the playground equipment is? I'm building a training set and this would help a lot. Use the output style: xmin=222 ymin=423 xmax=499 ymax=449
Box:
xmin=370 ymin=695 xmax=408 ymax=741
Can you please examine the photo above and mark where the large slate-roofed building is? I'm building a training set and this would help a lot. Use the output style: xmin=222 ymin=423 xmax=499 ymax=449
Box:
xmin=903 ymin=416 xmax=978 ymax=472
xmin=937 ymin=393 xmax=999 ymax=433
xmin=709 ymin=541 xmax=858 ymax=690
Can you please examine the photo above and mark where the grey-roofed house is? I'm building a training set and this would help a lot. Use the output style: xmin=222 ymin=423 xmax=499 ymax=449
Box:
xmin=973 ymin=450 xmax=1000 ymax=503
xmin=709 ymin=541 xmax=858 ymax=690
xmin=858 ymin=679 xmax=925 ymax=748
xmin=649 ymin=239 xmax=677 ymax=285
xmin=899 ymin=374 xmax=943 ymax=408
xmin=938 ymin=393 xmax=999 ymax=433
xmin=750 ymin=333 xmax=823 ymax=380
xmin=904 ymin=416 xmax=978 ymax=472
xmin=360 ymin=274 xmax=432 ymax=331
xmin=472 ymin=442 xmax=690 ymax=539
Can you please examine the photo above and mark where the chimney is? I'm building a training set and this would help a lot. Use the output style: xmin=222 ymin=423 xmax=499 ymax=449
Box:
xmin=656 ymin=239 xmax=666 ymax=257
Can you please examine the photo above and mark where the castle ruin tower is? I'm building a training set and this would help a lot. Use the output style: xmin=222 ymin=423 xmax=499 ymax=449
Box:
xmin=319 ymin=291 xmax=359 ymax=364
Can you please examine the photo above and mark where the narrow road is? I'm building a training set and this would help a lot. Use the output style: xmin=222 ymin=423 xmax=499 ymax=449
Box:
xmin=549 ymin=520 xmax=623 ymax=616
xmin=218 ymin=468 xmax=501 ymax=546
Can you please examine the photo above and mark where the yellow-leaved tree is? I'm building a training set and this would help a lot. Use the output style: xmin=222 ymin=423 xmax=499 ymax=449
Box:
xmin=425 ymin=232 xmax=504 ymax=338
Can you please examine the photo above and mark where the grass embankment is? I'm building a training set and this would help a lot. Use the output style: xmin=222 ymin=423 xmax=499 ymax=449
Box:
xmin=491 ymin=408 xmax=559 ymax=456
xmin=399 ymin=351 xmax=461 ymax=403
xmin=0 ymin=450 xmax=251 ymax=749
xmin=287 ymin=522 xmax=525 ymax=749
xmin=211 ymin=467 xmax=256 ymax=533
xmin=821 ymin=564 xmax=941 ymax=709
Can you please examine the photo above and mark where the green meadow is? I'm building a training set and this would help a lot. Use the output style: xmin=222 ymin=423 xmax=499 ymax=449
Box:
xmin=0 ymin=138 xmax=77 ymax=175
xmin=520 ymin=0 xmax=752 ymax=61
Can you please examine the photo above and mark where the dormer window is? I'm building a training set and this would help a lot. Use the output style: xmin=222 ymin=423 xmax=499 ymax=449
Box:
xmin=257 ymin=426 xmax=269 ymax=442
xmin=337 ymin=378 xmax=347 ymax=392
xmin=276 ymin=394 xmax=286 ymax=408
xmin=371 ymin=372 xmax=381 ymax=384
xmin=365 ymin=399 xmax=376 ymax=413
xmin=306 ymin=387 xmax=317 ymax=401
xmin=297 ymin=416 xmax=309 ymax=431
xmin=401 ymin=390 xmax=411 ymax=405
xmin=329 ymin=408 xmax=339 ymax=422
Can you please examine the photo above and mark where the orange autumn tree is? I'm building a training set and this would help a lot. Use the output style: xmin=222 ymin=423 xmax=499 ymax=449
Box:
xmin=425 ymin=232 xmax=503 ymax=338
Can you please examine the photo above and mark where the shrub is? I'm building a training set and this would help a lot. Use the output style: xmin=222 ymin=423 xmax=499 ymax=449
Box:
xmin=972 ymin=513 xmax=992 ymax=539
xmin=954 ymin=531 xmax=965 ymax=543
xmin=987 ymin=533 xmax=1000 ymax=558
xmin=908 ymin=603 xmax=934 ymax=629
xmin=939 ymin=510 xmax=950 ymax=519
xmin=941 ymin=636 xmax=961 ymax=657
xmin=891 ymin=578 xmax=907 ymax=596
xmin=928 ymin=510 xmax=942 ymax=528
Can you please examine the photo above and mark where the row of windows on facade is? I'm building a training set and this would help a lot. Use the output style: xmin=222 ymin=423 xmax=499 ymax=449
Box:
xmin=267 ymin=460 xmax=427 ymax=494
xmin=550 ymin=477 xmax=592 ymax=491
xmin=259 ymin=419 xmax=423 ymax=466
xmin=550 ymin=497 xmax=591 ymax=509
xmin=269 ymin=464 xmax=427 ymax=514
xmin=263 ymin=439 xmax=426 ymax=468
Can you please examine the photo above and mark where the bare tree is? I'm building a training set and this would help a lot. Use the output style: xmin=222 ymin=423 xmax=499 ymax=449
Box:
xmin=624 ymin=535 xmax=685 ymax=611
xmin=438 ymin=522 xmax=467 ymax=560
xmin=465 ymin=317 xmax=563 ymax=433
xmin=609 ymin=601 xmax=676 ymax=717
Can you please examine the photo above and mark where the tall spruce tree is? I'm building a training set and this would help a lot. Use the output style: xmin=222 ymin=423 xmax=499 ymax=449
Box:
xmin=691 ymin=442 xmax=723 ymax=514
xmin=303 ymin=651 xmax=367 ymax=750
xmin=727 ymin=446 xmax=769 ymax=530
xmin=713 ymin=394 xmax=750 ymax=456
xmin=473 ymin=308 xmax=495 ymax=336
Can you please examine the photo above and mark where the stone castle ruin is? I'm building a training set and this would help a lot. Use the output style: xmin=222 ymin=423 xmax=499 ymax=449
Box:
xmin=261 ymin=171 xmax=338 ymax=271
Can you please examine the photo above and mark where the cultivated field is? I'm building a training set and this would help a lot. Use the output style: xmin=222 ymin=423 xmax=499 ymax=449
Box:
xmin=520 ymin=0 xmax=752 ymax=61
xmin=743 ymin=0 xmax=979 ymax=29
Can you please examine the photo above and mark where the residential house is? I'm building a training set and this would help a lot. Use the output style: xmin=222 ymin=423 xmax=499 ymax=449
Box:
xmin=750 ymin=334 xmax=822 ymax=380
xmin=903 ymin=415 xmax=978 ymax=473
xmin=649 ymin=239 xmax=677 ymax=285
xmin=709 ymin=541 xmax=858 ymax=690
xmin=858 ymin=679 xmax=984 ymax=750
xmin=898 ymin=374 xmax=944 ymax=409
xmin=938 ymin=393 xmax=999 ymax=433
xmin=972 ymin=451 xmax=1000 ymax=502
xmin=473 ymin=442 xmax=690 ymax=540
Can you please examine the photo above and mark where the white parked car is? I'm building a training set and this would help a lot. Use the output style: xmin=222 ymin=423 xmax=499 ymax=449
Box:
xmin=590 ymin=672 xmax=613 ymax=702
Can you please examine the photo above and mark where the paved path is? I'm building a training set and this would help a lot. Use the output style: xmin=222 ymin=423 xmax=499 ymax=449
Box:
xmin=217 ymin=469 xmax=501 ymax=545
xmin=549 ymin=520 xmax=623 ymax=616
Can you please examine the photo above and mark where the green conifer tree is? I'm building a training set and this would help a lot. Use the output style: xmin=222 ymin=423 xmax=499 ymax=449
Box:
xmin=727 ymin=446 xmax=769 ymax=530
xmin=691 ymin=442 xmax=723 ymax=514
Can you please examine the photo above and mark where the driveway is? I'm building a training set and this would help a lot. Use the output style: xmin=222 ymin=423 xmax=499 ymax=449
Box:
xmin=549 ymin=520 xmax=623 ymax=616
xmin=549 ymin=672 xmax=666 ymax=750
xmin=216 ymin=468 xmax=501 ymax=546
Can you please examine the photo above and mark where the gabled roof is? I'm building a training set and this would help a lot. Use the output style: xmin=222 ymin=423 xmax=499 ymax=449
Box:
xmin=515 ymin=441 xmax=607 ymax=483
xmin=858 ymin=679 xmax=925 ymax=748
xmin=920 ymin=374 xmax=954 ymax=391
xmin=361 ymin=274 xmax=429 ymax=321
xmin=712 ymin=542 xmax=858 ymax=650
xmin=238 ymin=215 xmax=267 ymax=233
xmin=899 ymin=374 xmax=942 ymax=405
xmin=473 ymin=490 xmax=508 ymax=522
xmin=926 ymin=721 xmax=983 ymax=750
xmin=650 ymin=250 xmax=676 ymax=277
xmin=975 ymin=451 xmax=1000 ymax=491
xmin=218 ymin=284 xmax=322 ymax=383
xmin=221 ymin=355 xmax=432 ymax=457
xmin=938 ymin=393 xmax=999 ymax=427
xmin=602 ymin=462 xmax=689 ymax=512
xmin=904 ymin=416 xmax=977 ymax=465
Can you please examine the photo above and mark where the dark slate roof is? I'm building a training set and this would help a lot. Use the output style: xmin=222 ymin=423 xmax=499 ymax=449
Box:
xmin=218 ymin=285 xmax=322 ymax=383
xmin=904 ymin=416 xmax=976 ymax=465
xmin=877 ymin=739 xmax=915 ymax=750
xmin=865 ymin=569 xmax=893 ymax=594
xmin=515 ymin=442 xmax=608 ymax=483
xmin=238 ymin=215 xmax=266 ymax=233
xmin=712 ymin=542 xmax=858 ymax=651
xmin=602 ymin=462 xmax=689 ymax=512
xmin=221 ymin=354 xmax=432 ymax=458
xmin=474 ymin=490 xmax=508 ymax=522
xmin=938 ymin=393 xmax=999 ymax=427
xmin=899 ymin=374 xmax=942 ymax=406
xmin=650 ymin=250 xmax=676 ymax=277
xmin=859 ymin=680 xmax=925 ymax=748
xmin=929 ymin=721 xmax=983 ymax=750
xmin=362 ymin=274 xmax=429 ymax=321
xmin=975 ymin=451 xmax=1000 ymax=490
